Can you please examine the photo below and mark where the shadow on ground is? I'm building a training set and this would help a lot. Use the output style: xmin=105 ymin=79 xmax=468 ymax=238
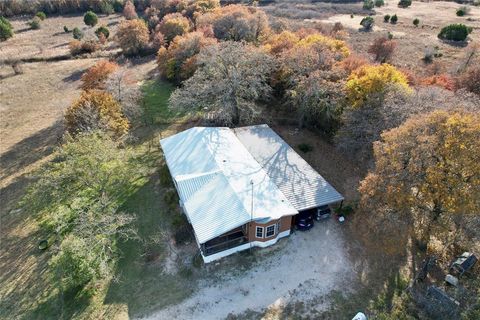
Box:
xmin=0 ymin=121 xmax=63 ymax=181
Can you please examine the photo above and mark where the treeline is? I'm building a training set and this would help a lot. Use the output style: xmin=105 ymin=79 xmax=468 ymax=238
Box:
xmin=0 ymin=0 xmax=124 ymax=17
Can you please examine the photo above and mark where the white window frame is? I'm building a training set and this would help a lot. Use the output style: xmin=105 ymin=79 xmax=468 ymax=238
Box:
xmin=265 ymin=224 xmax=276 ymax=238
xmin=256 ymin=226 xmax=264 ymax=238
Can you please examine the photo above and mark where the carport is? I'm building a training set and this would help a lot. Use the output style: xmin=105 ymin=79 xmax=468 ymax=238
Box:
xmin=234 ymin=124 xmax=344 ymax=225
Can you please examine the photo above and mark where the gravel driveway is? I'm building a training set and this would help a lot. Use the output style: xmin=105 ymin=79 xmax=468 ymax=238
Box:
xmin=143 ymin=219 xmax=354 ymax=320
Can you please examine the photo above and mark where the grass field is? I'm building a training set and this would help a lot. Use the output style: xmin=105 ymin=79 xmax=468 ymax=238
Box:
xmin=0 ymin=79 xmax=201 ymax=319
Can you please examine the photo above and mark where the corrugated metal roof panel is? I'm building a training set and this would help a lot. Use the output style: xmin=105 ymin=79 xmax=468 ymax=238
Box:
xmin=160 ymin=127 xmax=298 ymax=244
xmin=234 ymin=124 xmax=344 ymax=211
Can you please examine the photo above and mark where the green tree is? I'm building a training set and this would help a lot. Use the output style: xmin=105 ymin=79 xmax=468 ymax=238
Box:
xmin=35 ymin=11 xmax=46 ymax=20
xmin=95 ymin=25 xmax=110 ymax=39
xmin=0 ymin=16 xmax=14 ymax=41
xmin=169 ymin=41 xmax=274 ymax=125
xmin=84 ymin=11 xmax=98 ymax=27
xmin=398 ymin=0 xmax=411 ymax=8
xmin=289 ymin=70 xmax=345 ymax=134
xmin=24 ymin=133 xmax=137 ymax=288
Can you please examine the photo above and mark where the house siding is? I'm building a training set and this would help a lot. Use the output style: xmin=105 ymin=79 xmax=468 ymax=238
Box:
xmin=246 ymin=215 xmax=292 ymax=242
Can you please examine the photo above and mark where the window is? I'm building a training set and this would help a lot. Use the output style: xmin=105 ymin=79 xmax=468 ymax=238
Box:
xmin=256 ymin=226 xmax=263 ymax=238
xmin=265 ymin=224 xmax=275 ymax=238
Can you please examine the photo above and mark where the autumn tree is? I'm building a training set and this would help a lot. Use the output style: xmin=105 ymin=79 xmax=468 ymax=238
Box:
xmin=346 ymin=64 xmax=410 ymax=108
xmin=263 ymin=30 xmax=300 ymax=55
xmin=23 ymin=133 xmax=137 ymax=288
xmin=169 ymin=41 xmax=274 ymax=125
xmin=123 ymin=0 xmax=137 ymax=20
xmin=80 ymin=60 xmax=119 ymax=90
xmin=156 ymin=31 xmax=216 ymax=83
xmin=116 ymin=19 xmax=149 ymax=56
xmin=197 ymin=5 xmax=269 ymax=43
xmin=276 ymin=33 xmax=350 ymax=89
xmin=65 ymin=90 xmax=129 ymax=137
xmin=336 ymin=85 xmax=480 ymax=165
xmin=368 ymin=37 xmax=397 ymax=63
xmin=156 ymin=13 xmax=190 ymax=43
xmin=289 ymin=70 xmax=346 ymax=134
xmin=359 ymin=110 xmax=480 ymax=247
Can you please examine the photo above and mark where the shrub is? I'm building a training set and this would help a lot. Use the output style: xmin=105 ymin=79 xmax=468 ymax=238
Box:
xmin=456 ymin=6 xmax=470 ymax=16
xmin=334 ymin=54 xmax=369 ymax=75
xmin=390 ymin=14 xmax=398 ymax=24
xmin=29 ymin=17 xmax=41 ymax=29
xmin=263 ymin=30 xmax=300 ymax=55
xmin=360 ymin=16 xmax=374 ymax=30
xmin=413 ymin=18 xmax=420 ymax=26
xmin=113 ymin=0 xmax=124 ymax=13
xmin=156 ymin=13 xmax=190 ymax=44
xmin=438 ymin=24 xmax=471 ymax=41
xmin=84 ymin=11 xmax=98 ymax=27
xmin=375 ymin=0 xmax=385 ymax=7
xmin=72 ymin=27 xmax=83 ymax=40
xmin=95 ymin=25 xmax=110 ymax=39
xmin=398 ymin=0 xmax=411 ymax=8
xmin=123 ymin=0 xmax=137 ymax=20
xmin=35 ymin=11 xmax=46 ymax=20
xmin=116 ymin=19 xmax=150 ymax=56
xmin=63 ymin=25 xmax=70 ymax=33
xmin=69 ymin=40 xmax=100 ymax=55
xmin=363 ymin=0 xmax=374 ymax=10
xmin=81 ymin=60 xmax=119 ymax=90
xmin=65 ymin=90 xmax=129 ymax=136
xmin=99 ymin=1 xmax=114 ymax=15
xmin=0 ymin=16 xmax=13 ymax=41
xmin=298 ymin=143 xmax=313 ymax=153
xmin=346 ymin=64 xmax=410 ymax=108
xmin=384 ymin=14 xmax=391 ymax=22
xmin=456 ymin=67 xmax=480 ymax=95
xmin=368 ymin=37 xmax=397 ymax=63
xmin=420 ymin=74 xmax=455 ymax=90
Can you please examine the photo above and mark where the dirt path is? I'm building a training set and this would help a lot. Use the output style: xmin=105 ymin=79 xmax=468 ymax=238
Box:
xmin=142 ymin=219 xmax=354 ymax=320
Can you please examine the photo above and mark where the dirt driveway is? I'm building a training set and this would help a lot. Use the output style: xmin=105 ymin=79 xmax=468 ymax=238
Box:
xmin=143 ymin=219 xmax=354 ymax=320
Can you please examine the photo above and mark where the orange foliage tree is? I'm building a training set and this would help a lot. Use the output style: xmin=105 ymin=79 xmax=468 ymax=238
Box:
xmin=157 ymin=31 xmax=216 ymax=83
xmin=367 ymin=37 xmax=397 ymax=63
xmin=420 ymin=74 xmax=455 ymax=90
xmin=123 ymin=0 xmax=138 ymax=20
xmin=81 ymin=60 xmax=119 ymax=90
xmin=65 ymin=90 xmax=129 ymax=137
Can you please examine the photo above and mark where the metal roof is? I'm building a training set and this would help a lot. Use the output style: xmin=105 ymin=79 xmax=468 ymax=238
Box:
xmin=160 ymin=127 xmax=298 ymax=244
xmin=234 ymin=124 xmax=344 ymax=211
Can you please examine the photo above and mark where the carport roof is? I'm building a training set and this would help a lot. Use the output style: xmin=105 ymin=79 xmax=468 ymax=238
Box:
xmin=234 ymin=124 xmax=344 ymax=211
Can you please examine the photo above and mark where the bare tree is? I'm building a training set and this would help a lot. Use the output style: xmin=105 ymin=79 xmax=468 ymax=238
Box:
xmin=105 ymin=66 xmax=142 ymax=122
xmin=169 ymin=41 xmax=274 ymax=126
xmin=335 ymin=85 xmax=480 ymax=165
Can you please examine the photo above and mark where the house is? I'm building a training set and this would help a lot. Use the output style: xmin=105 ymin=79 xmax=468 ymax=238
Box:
xmin=160 ymin=124 xmax=344 ymax=263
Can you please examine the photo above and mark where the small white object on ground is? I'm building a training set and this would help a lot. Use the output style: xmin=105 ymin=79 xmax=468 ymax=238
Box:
xmin=352 ymin=312 xmax=367 ymax=320
xmin=338 ymin=216 xmax=345 ymax=223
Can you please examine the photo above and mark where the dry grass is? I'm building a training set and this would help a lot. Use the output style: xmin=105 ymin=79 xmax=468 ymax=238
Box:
xmin=0 ymin=13 xmax=123 ymax=61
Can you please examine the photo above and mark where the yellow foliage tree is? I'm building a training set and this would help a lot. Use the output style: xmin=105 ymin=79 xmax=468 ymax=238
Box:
xmin=116 ymin=19 xmax=149 ymax=56
xmin=359 ymin=109 xmax=480 ymax=245
xmin=346 ymin=64 xmax=410 ymax=108
xmin=65 ymin=90 xmax=129 ymax=137
xmin=297 ymin=34 xmax=350 ymax=58
xmin=262 ymin=30 xmax=300 ymax=55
